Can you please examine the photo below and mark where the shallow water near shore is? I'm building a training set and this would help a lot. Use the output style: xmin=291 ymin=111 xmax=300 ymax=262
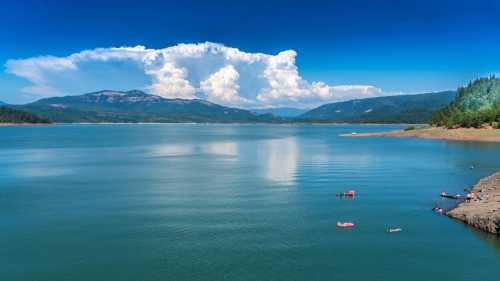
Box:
xmin=1 ymin=124 xmax=499 ymax=281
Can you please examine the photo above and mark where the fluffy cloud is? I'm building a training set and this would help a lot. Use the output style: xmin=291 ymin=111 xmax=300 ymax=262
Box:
xmin=200 ymin=65 xmax=251 ymax=105
xmin=6 ymin=56 xmax=76 ymax=85
xmin=5 ymin=42 xmax=393 ymax=107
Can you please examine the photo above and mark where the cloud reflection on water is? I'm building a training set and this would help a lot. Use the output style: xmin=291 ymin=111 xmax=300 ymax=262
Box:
xmin=150 ymin=143 xmax=194 ymax=157
xmin=6 ymin=149 xmax=73 ymax=177
xmin=150 ymin=141 xmax=239 ymax=159
xmin=262 ymin=137 xmax=298 ymax=186
xmin=203 ymin=142 xmax=238 ymax=157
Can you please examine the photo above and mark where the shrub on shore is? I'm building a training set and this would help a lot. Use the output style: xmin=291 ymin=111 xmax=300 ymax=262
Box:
xmin=432 ymin=106 xmax=500 ymax=129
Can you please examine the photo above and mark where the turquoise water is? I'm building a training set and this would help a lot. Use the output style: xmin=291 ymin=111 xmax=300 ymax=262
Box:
xmin=1 ymin=124 xmax=499 ymax=281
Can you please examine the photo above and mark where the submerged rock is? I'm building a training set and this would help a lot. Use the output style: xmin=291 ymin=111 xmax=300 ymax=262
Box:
xmin=447 ymin=172 xmax=500 ymax=235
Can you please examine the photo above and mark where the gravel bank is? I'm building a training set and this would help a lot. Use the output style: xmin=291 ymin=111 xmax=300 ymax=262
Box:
xmin=447 ymin=172 xmax=500 ymax=235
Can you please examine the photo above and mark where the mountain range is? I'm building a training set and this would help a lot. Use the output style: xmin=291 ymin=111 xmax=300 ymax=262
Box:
xmin=298 ymin=91 xmax=456 ymax=123
xmin=3 ymin=89 xmax=458 ymax=124
xmin=14 ymin=90 xmax=281 ymax=123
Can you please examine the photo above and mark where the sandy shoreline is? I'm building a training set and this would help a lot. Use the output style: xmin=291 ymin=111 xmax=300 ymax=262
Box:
xmin=447 ymin=172 xmax=500 ymax=235
xmin=341 ymin=127 xmax=500 ymax=143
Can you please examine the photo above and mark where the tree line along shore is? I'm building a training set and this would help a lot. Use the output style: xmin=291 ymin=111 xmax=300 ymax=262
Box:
xmin=0 ymin=106 xmax=50 ymax=125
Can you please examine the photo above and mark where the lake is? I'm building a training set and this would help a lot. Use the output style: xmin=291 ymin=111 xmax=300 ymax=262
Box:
xmin=1 ymin=124 xmax=499 ymax=281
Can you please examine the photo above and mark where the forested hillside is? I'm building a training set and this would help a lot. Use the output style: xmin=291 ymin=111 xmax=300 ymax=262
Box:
xmin=431 ymin=76 xmax=500 ymax=128
xmin=299 ymin=91 xmax=456 ymax=123
xmin=0 ymin=107 xmax=50 ymax=124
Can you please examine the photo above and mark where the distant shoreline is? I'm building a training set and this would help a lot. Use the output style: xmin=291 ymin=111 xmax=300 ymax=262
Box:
xmin=1 ymin=122 xmax=410 ymax=126
xmin=0 ymin=122 xmax=51 ymax=127
xmin=341 ymin=127 xmax=500 ymax=143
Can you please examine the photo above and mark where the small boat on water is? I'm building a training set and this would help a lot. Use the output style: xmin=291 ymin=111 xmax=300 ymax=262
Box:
xmin=440 ymin=192 xmax=461 ymax=200
xmin=336 ymin=222 xmax=355 ymax=228
xmin=387 ymin=227 xmax=402 ymax=233
xmin=336 ymin=190 xmax=356 ymax=197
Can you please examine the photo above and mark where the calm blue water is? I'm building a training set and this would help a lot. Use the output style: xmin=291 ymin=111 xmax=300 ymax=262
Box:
xmin=1 ymin=124 xmax=499 ymax=281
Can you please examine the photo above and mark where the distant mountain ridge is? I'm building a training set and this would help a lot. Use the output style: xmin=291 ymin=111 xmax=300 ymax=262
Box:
xmin=15 ymin=90 xmax=281 ymax=123
xmin=249 ymin=107 xmax=308 ymax=117
xmin=5 ymin=89 xmax=460 ymax=124
xmin=299 ymin=91 xmax=456 ymax=123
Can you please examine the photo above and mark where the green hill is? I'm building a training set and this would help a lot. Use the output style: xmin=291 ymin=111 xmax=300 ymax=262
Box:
xmin=431 ymin=76 xmax=500 ymax=128
xmin=0 ymin=106 xmax=50 ymax=124
xmin=16 ymin=90 xmax=282 ymax=123
xmin=298 ymin=91 xmax=456 ymax=123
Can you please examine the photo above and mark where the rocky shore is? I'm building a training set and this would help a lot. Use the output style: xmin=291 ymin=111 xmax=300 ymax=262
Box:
xmin=447 ymin=172 xmax=500 ymax=235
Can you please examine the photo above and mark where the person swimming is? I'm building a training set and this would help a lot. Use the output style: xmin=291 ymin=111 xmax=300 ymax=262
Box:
xmin=432 ymin=206 xmax=444 ymax=214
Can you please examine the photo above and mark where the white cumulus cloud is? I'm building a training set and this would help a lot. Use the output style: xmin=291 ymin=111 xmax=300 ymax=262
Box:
xmin=5 ymin=42 xmax=395 ymax=107
xmin=200 ymin=65 xmax=250 ymax=105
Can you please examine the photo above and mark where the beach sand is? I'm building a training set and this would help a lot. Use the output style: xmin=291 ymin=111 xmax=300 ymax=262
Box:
xmin=342 ymin=127 xmax=500 ymax=143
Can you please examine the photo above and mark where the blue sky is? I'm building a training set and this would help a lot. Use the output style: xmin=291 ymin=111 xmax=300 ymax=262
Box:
xmin=1 ymin=0 xmax=499 ymax=107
